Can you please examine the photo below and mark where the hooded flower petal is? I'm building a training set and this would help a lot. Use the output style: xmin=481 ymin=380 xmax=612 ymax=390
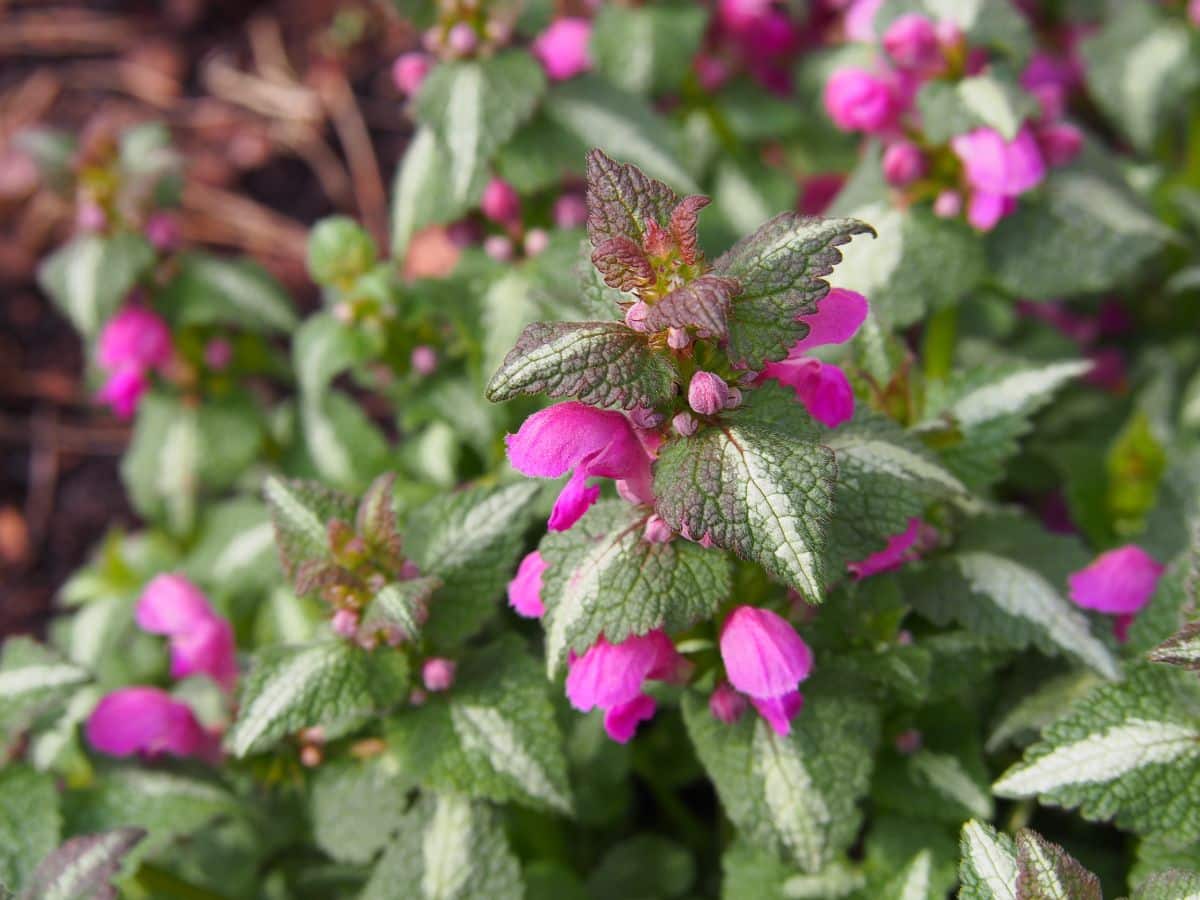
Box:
xmin=85 ymin=687 xmax=210 ymax=759
xmin=97 ymin=306 xmax=173 ymax=373
xmin=532 ymin=17 xmax=592 ymax=81
xmin=951 ymin=126 xmax=1046 ymax=197
xmin=790 ymin=288 xmax=869 ymax=355
xmin=168 ymin=618 xmax=238 ymax=690
xmin=603 ymin=694 xmax=657 ymax=743
xmin=720 ymin=606 xmax=814 ymax=699
xmin=96 ymin=366 xmax=149 ymax=419
xmin=135 ymin=574 xmax=237 ymax=690
xmin=762 ymin=358 xmax=856 ymax=428
xmin=1068 ymin=545 xmax=1164 ymax=615
xmin=750 ymin=690 xmax=804 ymax=736
xmin=136 ymin=574 xmax=216 ymax=634
xmin=507 ymin=550 xmax=548 ymax=618
xmin=565 ymin=631 xmax=681 ymax=713
xmin=847 ymin=517 xmax=923 ymax=578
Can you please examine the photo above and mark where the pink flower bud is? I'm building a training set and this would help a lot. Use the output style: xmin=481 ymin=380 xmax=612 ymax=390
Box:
xmin=446 ymin=22 xmax=478 ymax=56
xmin=724 ymin=387 xmax=743 ymax=409
xmin=694 ymin=54 xmax=730 ymax=92
xmin=409 ymin=688 xmax=428 ymax=706
xmin=481 ymin=177 xmax=520 ymax=224
xmin=882 ymin=140 xmax=927 ymax=187
xmin=145 ymin=212 xmax=181 ymax=252
xmin=524 ymin=227 xmax=550 ymax=257
xmin=392 ymin=52 xmax=433 ymax=95
xmin=410 ymin=345 xmax=438 ymax=375
xmin=532 ymin=18 xmax=592 ymax=81
xmin=894 ymin=728 xmax=922 ymax=754
xmin=1036 ymin=122 xmax=1083 ymax=167
xmin=204 ymin=338 xmax=233 ymax=371
xmin=483 ymin=234 xmax=513 ymax=261
xmin=624 ymin=301 xmax=651 ymax=332
xmin=300 ymin=745 xmax=323 ymax=767
xmin=422 ymin=657 xmax=457 ymax=692
xmin=643 ymin=515 xmax=674 ymax=544
xmin=1190 ymin=0 xmax=1200 ymax=26
xmin=553 ymin=193 xmax=588 ymax=229
xmin=932 ymin=189 xmax=962 ymax=218
xmin=672 ymin=411 xmax=698 ymax=437
xmin=824 ymin=68 xmax=899 ymax=134
xmin=935 ymin=19 xmax=963 ymax=51
xmin=667 ymin=327 xmax=691 ymax=350
xmin=76 ymin=200 xmax=107 ymax=233
xmin=507 ymin=550 xmax=547 ymax=618
xmin=883 ymin=14 xmax=942 ymax=72
xmin=688 ymin=371 xmax=730 ymax=416
xmin=331 ymin=608 xmax=360 ymax=638
xmin=629 ymin=406 xmax=665 ymax=429
xmin=709 ymin=682 xmax=748 ymax=725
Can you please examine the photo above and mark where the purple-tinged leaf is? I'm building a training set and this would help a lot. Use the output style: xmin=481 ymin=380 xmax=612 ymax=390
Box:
xmin=669 ymin=195 xmax=711 ymax=264
xmin=643 ymin=274 xmax=741 ymax=339
xmin=356 ymin=473 xmax=402 ymax=560
xmin=264 ymin=477 xmax=357 ymax=581
xmin=1149 ymin=621 xmax=1200 ymax=670
xmin=592 ymin=235 xmax=655 ymax=291
xmin=20 ymin=828 xmax=145 ymax=900
xmin=1015 ymin=829 xmax=1102 ymax=900
xmin=586 ymin=149 xmax=679 ymax=247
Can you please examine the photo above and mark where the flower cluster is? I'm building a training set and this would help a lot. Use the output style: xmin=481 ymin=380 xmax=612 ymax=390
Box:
xmin=95 ymin=305 xmax=173 ymax=419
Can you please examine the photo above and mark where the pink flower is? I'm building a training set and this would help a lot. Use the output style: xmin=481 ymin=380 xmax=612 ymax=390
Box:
xmin=688 ymin=371 xmax=731 ymax=416
xmin=532 ymin=18 xmax=592 ymax=81
xmin=86 ymin=687 xmax=213 ymax=760
xmin=481 ymin=177 xmax=520 ymax=225
xmin=882 ymin=140 xmax=927 ymax=187
xmin=392 ymin=52 xmax=433 ymax=96
xmin=843 ymin=0 xmax=884 ymax=42
xmin=1068 ymin=545 xmax=1163 ymax=616
xmin=718 ymin=0 xmax=772 ymax=32
xmin=719 ymin=606 xmax=813 ymax=735
xmin=410 ymin=344 xmax=438 ymax=375
xmin=98 ymin=307 xmax=173 ymax=374
xmin=1021 ymin=52 xmax=1079 ymax=120
xmin=798 ymin=173 xmax=845 ymax=216
xmin=422 ymin=658 xmax=457 ymax=692
xmin=951 ymin=126 xmax=1046 ymax=229
xmin=883 ymin=14 xmax=942 ymax=72
xmin=761 ymin=288 xmax=868 ymax=427
xmin=446 ymin=22 xmax=478 ymax=56
xmin=483 ymin=234 xmax=513 ymax=261
xmin=932 ymin=189 xmax=962 ymax=218
xmin=145 ymin=212 xmax=181 ymax=252
xmin=204 ymin=338 xmax=233 ymax=371
xmin=1035 ymin=122 xmax=1083 ymax=167
xmin=506 ymin=402 xmax=654 ymax=531
xmin=136 ymin=574 xmax=237 ymax=690
xmin=824 ymin=68 xmax=899 ymax=134
xmin=507 ymin=550 xmax=547 ymax=618
xmin=566 ymin=630 xmax=688 ymax=742
xmin=524 ymin=228 xmax=550 ymax=257
xmin=97 ymin=366 xmax=149 ymax=420
xmin=847 ymin=517 xmax=924 ymax=578
xmin=1191 ymin=0 xmax=1200 ymax=27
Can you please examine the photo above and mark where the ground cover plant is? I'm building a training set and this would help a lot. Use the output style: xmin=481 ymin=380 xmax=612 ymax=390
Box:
xmin=3 ymin=0 xmax=1200 ymax=897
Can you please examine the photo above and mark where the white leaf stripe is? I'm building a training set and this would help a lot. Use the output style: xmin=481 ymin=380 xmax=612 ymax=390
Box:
xmin=445 ymin=65 xmax=484 ymax=203
xmin=64 ymin=237 xmax=104 ymax=334
xmin=753 ymin=722 xmax=830 ymax=872
xmin=421 ymin=795 xmax=473 ymax=900
xmin=1019 ymin=837 xmax=1069 ymax=900
xmin=451 ymin=704 xmax=571 ymax=813
xmin=896 ymin=851 xmax=933 ymax=900
xmin=211 ymin=522 xmax=275 ymax=575
xmin=828 ymin=437 xmax=966 ymax=494
xmin=962 ymin=821 xmax=1018 ymax=900
xmin=910 ymin=751 xmax=992 ymax=818
xmin=263 ymin=478 xmax=327 ymax=551
xmin=1124 ymin=29 xmax=1190 ymax=147
xmin=994 ymin=718 xmax=1200 ymax=797
xmin=0 ymin=663 xmax=88 ymax=698
xmin=952 ymin=361 xmax=1091 ymax=428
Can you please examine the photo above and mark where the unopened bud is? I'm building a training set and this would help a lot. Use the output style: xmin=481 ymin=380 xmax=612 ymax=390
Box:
xmin=447 ymin=22 xmax=478 ymax=56
xmin=145 ymin=212 xmax=182 ymax=252
xmin=411 ymin=344 xmax=438 ymax=375
xmin=483 ymin=234 xmax=513 ymax=261
xmin=204 ymin=338 xmax=233 ymax=371
xmin=553 ymin=193 xmax=587 ymax=229
xmin=629 ymin=406 xmax=665 ymax=429
xmin=881 ymin=140 xmax=927 ymax=187
xmin=709 ymin=682 xmax=747 ymax=724
xmin=392 ymin=52 xmax=433 ymax=95
xmin=643 ymin=515 xmax=674 ymax=544
xmin=480 ymin=177 xmax=520 ymax=224
xmin=933 ymin=190 xmax=962 ymax=218
xmin=667 ymin=327 xmax=691 ymax=350
xmin=724 ymin=386 xmax=743 ymax=409
xmin=422 ymin=657 xmax=457 ymax=692
xmin=300 ymin=744 xmax=323 ymax=767
xmin=688 ymin=371 xmax=730 ymax=416
xmin=76 ymin=200 xmax=107 ymax=233
xmin=625 ymin=301 xmax=651 ymax=332
xmin=524 ymin=227 xmax=550 ymax=256
xmin=409 ymin=688 xmax=428 ymax=706
xmin=894 ymin=728 xmax=922 ymax=754
xmin=672 ymin=411 xmax=698 ymax=436
xmin=331 ymin=608 xmax=359 ymax=638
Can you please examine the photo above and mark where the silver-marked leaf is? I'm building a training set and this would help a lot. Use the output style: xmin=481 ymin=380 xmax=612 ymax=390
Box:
xmin=904 ymin=551 xmax=1119 ymax=679
xmin=1015 ymin=829 xmax=1101 ymax=900
xmin=878 ymin=850 xmax=936 ymax=900
xmin=36 ymin=234 xmax=155 ymax=338
xmin=713 ymin=213 xmax=874 ymax=367
xmin=994 ymin=664 xmax=1200 ymax=840
xmin=361 ymin=794 xmax=522 ymax=900
xmin=390 ymin=126 xmax=464 ymax=259
xmin=682 ymin=687 xmax=879 ymax=872
xmin=590 ymin=3 xmax=708 ymax=97
xmin=0 ymin=766 xmax=60 ymax=895
xmin=907 ymin=750 xmax=994 ymax=821
xmin=642 ymin=274 xmax=740 ymax=339
xmin=415 ymin=51 xmax=546 ymax=206
xmin=162 ymin=252 xmax=297 ymax=332
xmin=986 ymin=670 xmax=1101 ymax=753
xmin=389 ymin=637 xmax=572 ymax=814
xmin=653 ymin=424 xmax=836 ymax=600
xmin=300 ymin=390 xmax=390 ymax=492
xmin=538 ymin=501 xmax=732 ymax=674
xmin=485 ymin=321 xmax=677 ymax=410
xmin=1149 ymin=622 xmax=1200 ymax=670
xmin=0 ymin=638 xmax=89 ymax=742
xmin=583 ymin=147 xmax=681 ymax=247
xmin=361 ymin=577 xmax=441 ymax=640
xmin=184 ymin=498 xmax=278 ymax=595
xmin=957 ymin=820 xmax=1017 ymax=900
xmin=294 ymin=311 xmax=375 ymax=399
xmin=591 ymin=235 xmax=654 ymax=290
xmin=310 ymin=756 xmax=413 ymax=864
xmin=916 ymin=74 xmax=1037 ymax=143
xmin=263 ymin=476 xmax=356 ymax=582
xmin=19 ymin=828 xmax=145 ymax=900
xmin=1133 ymin=869 xmax=1200 ymax=899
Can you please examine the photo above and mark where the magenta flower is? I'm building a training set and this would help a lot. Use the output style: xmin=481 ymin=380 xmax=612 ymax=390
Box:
xmin=951 ymin=126 xmax=1046 ymax=230
xmin=566 ymin=630 xmax=689 ymax=743
xmin=136 ymin=574 xmax=237 ymax=691
xmin=507 ymin=550 xmax=547 ymax=618
xmin=843 ymin=0 xmax=884 ymax=42
xmin=481 ymin=177 xmax=520 ymax=225
xmin=532 ymin=18 xmax=592 ymax=81
xmin=96 ymin=306 xmax=173 ymax=418
xmin=824 ymin=68 xmax=899 ymax=134
xmin=392 ymin=52 xmax=432 ymax=96
xmin=144 ymin=212 xmax=181 ymax=252
xmin=86 ymin=687 xmax=214 ymax=760
xmin=717 ymin=0 xmax=772 ymax=32
xmin=760 ymin=288 xmax=868 ymax=427
xmin=1034 ymin=121 xmax=1083 ymax=167
xmin=1068 ymin=546 xmax=1163 ymax=642
xmin=96 ymin=366 xmax=150 ymax=420
xmin=847 ymin=517 xmax=924 ymax=578
xmin=882 ymin=14 xmax=942 ymax=72
xmin=422 ymin=658 xmax=457 ymax=692
xmin=882 ymin=140 xmax=927 ymax=187
xmin=506 ymin=402 xmax=654 ymax=531
xmin=719 ymin=606 xmax=813 ymax=736
xmin=553 ymin=193 xmax=588 ymax=230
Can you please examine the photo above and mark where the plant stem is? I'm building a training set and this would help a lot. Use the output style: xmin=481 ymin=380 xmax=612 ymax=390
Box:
xmin=922 ymin=304 xmax=958 ymax=383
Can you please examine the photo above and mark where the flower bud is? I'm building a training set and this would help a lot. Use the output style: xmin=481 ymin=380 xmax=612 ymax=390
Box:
xmin=823 ymin=68 xmax=898 ymax=134
xmin=932 ymin=189 xmax=962 ymax=218
xmin=883 ymin=13 xmax=942 ymax=72
xmin=300 ymin=744 xmax=323 ymax=767
xmin=524 ymin=227 xmax=550 ymax=257
xmin=672 ymin=411 xmax=698 ymax=437
xmin=410 ymin=345 xmax=438 ymax=375
xmin=531 ymin=18 xmax=592 ymax=81
xmin=643 ymin=515 xmax=674 ymax=544
xmin=331 ymin=608 xmax=359 ymax=638
xmin=409 ymin=688 xmax=428 ymax=706
xmin=204 ymin=338 xmax=233 ymax=371
xmin=724 ymin=387 xmax=743 ymax=409
xmin=392 ymin=52 xmax=432 ymax=95
xmin=1036 ymin=122 xmax=1083 ymax=167
xmin=629 ymin=406 xmax=665 ymax=430
xmin=483 ymin=234 xmax=513 ymax=262
xmin=894 ymin=728 xmax=923 ymax=754
xmin=553 ymin=193 xmax=587 ymax=229
xmin=709 ymin=682 xmax=748 ymax=725
xmin=688 ymin=371 xmax=730 ymax=416
xmin=422 ymin=658 xmax=457 ymax=692
xmin=145 ymin=212 xmax=181 ymax=252
xmin=667 ymin=327 xmax=691 ymax=350
xmin=881 ymin=140 xmax=926 ymax=187
xmin=480 ymin=177 xmax=520 ymax=224
xmin=624 ymin=301 xmax=651 ymax=332
xmin=76 ymin=200 xmax=107 ymax=233
xmin=446 ymin=22 xmax=478 ymax=56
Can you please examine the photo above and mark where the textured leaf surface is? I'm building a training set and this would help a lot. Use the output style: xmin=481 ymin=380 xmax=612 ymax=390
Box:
xmin=538 ymin=501 xmax=731 ymax=673
xmin=162 ymin=253 xmax=297 ymax=332
xmin=583 ymin=148 xmax=680 ymax=247
xmin=590 ymin=4 xmax=707 ymax=96
xmin=36 ymin=234 xmax=155 ymax=338
xmin=1133 ymin=869 xmax=1200 ymax=899
xmin=263 ymin=476 xmax=355 ymax=584
xmin=391 ymin=638 xmax=572 ymax=813
xmin=642 ymin=274 xmax=740 ymax=339
xmin=682 ymin=687 xmax=879 ymax=872
xmin=0 ymin=638 xmax=89 ymax=740
xmin=361 ymin=794 xmax=522 ymax=900
xmin=361 ymin=577 xmax=440 ymax=639
xmin=19 ymin=828 xmax=145 ymax=900
xmin=0 ymin=766 xmax=60 ymax=895
xmin=184 ymin=499 xmax=278 ymax=594
xmin=653 ymin=425 xmax=836 ymax=600
xmin=713 ymin=213 xmax=873 ymax=367
xmin=1014 ymin=829 xmax=1101 ymax=900
xmin=310 ymin=756 xmax=413 ymax=864
xmin=1149 ymin=622 xmax=1200 ymax=670
xmin=994 ymin=664 xmax=1200 ymax=840
xmin=486 ymin=321 xmax=677 ymax=410
xmin=957 ymin=820 xmax=1017 ymax=900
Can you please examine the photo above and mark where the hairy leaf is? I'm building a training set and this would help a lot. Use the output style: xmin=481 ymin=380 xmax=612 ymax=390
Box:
xmin=162 ymin=252 xmax=297 ymax=332
xmin=20 ymin=828 xmax=145 ymax=900
xmin=591 ymin=235 xmax=654 ymax=291
xmin=263 ymin=476 xmax=356 ymax=584
xmin=584 ymin=148 xmax=680 ymax=247
xmin=1149 ymin=622 xmax=1200 ymax=670
xmin=957 ymin=820 xmax=1018 ymax=900
xmin=0 ymin=638 xmax=89 ymax=742
xmin=310 ymin=757 xmax=413 ymax=864
xmin=36 ymin=234 xmax=156 ymax=338
xmin=0 ymin=766 xmax=60 ymax=895
xmin=1015 ymin=829 xmax=1101 ymax=900
xmin=642 ymin=274 xmax=740 ymax=339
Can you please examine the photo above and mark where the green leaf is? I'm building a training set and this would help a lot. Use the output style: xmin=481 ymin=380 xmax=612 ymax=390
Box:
xmin=1133 ymin=869 xmax=1200 ymax=899
xmin=590 ymin=4 xmax=708 ymax=97
xmin=162 ymin=252 xmax=297 ymax=332
xmin=993 ymin=664 xmax=1200 ymax=841
xmin=361 ymin=577 xmax=441 ymax=639
xmin=713 ymin=213 xmax=875 ymax=367
xmin=262 ymin=476 xmax=355 ymax=583
xmin=1014 ymin=829 xmax=1101 ymax=900
xmin=301 ymin=391 xmax=391 ymax=491
xmin=0 ymin=766 xmax=60 ymax=895
xmin=904 ymin=551 xmax=1120 ymax=679
xmin=546 ymin=79 xmax=698 ymax=194
xmin=643 ymin=274 xmax=740 ymax=339
xmin=915 ymin=74 xmax=1037 ymax=143
xmin=906 ymin=750 xmax=994 ymax=821
xmin=681 ymin=687 xmax=879 ymax=872
xmin=361 ymin=794 xmax=522 ymax=900
xmin=310 ymin=756 xmax=413 ymax=864
xmin=184 ymin=498 xmax=278 ymax=595
xmin=307 ymin=215 xmax=377 ymax=287
xmin=390 ymin=638 xmax=572 ymax=813
xmin=485 ymin=321 xmax=678 ymax=410
xmin=404 ymin=482 xmax=542 ymax=647
xmin=877 ymin=850 xmax=936 ymax=900
xmin=986 ymin=670 xmax=1101 ymax=753
xmin=415 ymin=51 xmax=547 ymax=206
xmin=653 ymin=424 xmax=836 ymax=600
xmin=494 ymin=112 xmax=587 ymax=194
xmin=293 ymin=312 xmax=374 ymax=399
xmin=391 ymin=126 xmax=464 ymax=259
xmin=1150 ymin=622 xmax=1200 ymax=671
xmin=986 ymin=172 xmax=1172 ymax=299
xmin=1082 ymin=0 xmax=1200 ymax=152
xmin=226 ymin=640 xmax=404 ymax=756
xmin=957 ymin=820 xmax=1017 ymax=900
xmin=587 ymin=835 xmax=695 ymax=899
xmin=36 ymin=234 xmax=156 ymax=338
xmin=19 ymin=828 xmax=145 ymax=900
xmin=583 ymin=147 xmax=681 ymax=247
xmin=538 ymin=501 xmax=732 ymax=674
xmin=481 ymin=269 xmax=546 ymax=380
xmin=0 ymin=638 xmax=89 ymax=742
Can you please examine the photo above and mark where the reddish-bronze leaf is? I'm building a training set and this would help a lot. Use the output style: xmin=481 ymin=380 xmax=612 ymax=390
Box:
xmin=592 ymin=235 xmax=655 ymax=291
xmin=669 ymin=195 xmax=711 ymax=264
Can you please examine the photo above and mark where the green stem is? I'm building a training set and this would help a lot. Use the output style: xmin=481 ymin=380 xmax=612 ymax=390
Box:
xmin=132 ymin=864 xmax=233 ymax=900
xmin=922 ymin=304 xmax=958 ymax=383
